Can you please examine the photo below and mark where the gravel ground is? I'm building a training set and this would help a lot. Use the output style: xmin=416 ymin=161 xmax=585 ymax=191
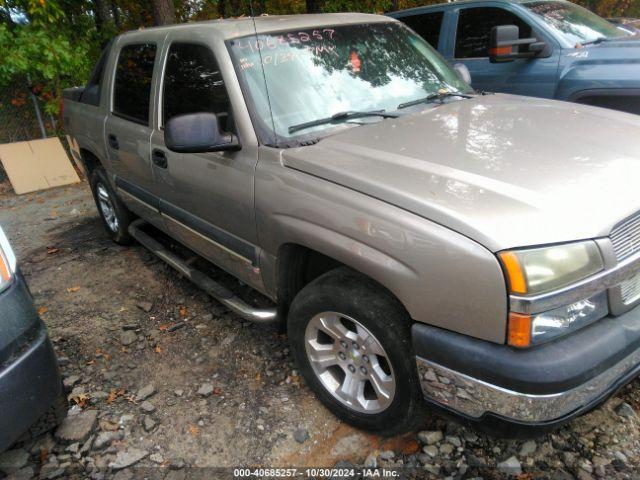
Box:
xmin=0 ymin=181 xmax=639 ymax=480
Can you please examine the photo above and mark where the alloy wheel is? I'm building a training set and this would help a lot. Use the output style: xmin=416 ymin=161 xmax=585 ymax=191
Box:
xmin=97 ymin=183 xmax=119 ymax=233
xmin=304 ymin=312 xmax=396 ymax=414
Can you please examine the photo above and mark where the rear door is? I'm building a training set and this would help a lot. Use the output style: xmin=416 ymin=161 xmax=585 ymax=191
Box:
xmin=450 ymin=5 xmax=560 ymax=97
xmin=105 ymin=41 xmax=163 ymax=224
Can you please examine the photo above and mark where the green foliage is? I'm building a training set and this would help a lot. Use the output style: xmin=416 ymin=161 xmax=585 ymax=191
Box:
xmin=573 ymin=0 xmax=634 ymax=18
xmin=0 ymin=0 xmax=93 ymax=115
xmin=322 ymin=0 xmax=391 ymax=14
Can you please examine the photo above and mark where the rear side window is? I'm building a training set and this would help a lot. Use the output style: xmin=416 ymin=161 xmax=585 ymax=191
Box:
xmin=163 ymin=43 xmax=231 ymax=130
xmin=400 ymin=12 xmax=445 ymax=48
xmin=81 ymin=42 xmax=111 ymax=106
xmin=455 ymin=7 xmax=532 ymax=58
xmin=113 ymin=43 xmax=157 ymax=124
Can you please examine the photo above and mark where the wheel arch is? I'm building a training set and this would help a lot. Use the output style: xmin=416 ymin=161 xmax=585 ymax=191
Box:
xmin=567 ymin=88 xmax=640 ymax=115
xmin=274 ymin=238 xmax=415 ymax=328
xmin=79 ymin=147 xmax=105 ymax=179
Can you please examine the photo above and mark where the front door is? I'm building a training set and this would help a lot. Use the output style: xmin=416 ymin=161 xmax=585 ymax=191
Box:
xmin=149 ymin=37 xmax=262 ymax=289
xmin=105 ymin=42 xmax=162 ymax=225
xmin=450 ymin=6 xmax=560 ymax=98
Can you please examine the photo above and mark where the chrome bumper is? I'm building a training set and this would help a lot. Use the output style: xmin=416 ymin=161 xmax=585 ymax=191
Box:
xmin=416 ymin=345 xmax=640 ymax=423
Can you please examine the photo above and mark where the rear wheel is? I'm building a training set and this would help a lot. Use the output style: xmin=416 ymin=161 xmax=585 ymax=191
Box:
xmin=288 ymin=267 xmax=426 ymax=435
xmin=89 ymin=167 xmax=133 ymax=244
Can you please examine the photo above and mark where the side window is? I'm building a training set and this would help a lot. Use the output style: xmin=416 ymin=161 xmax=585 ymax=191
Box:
xmin=163 ymin=43 xmax=232 ymax=131
xmin=455 ymin=7 xmax=532 ymax=59
xmin=401 ymin=12 xmax=445 ymax=48
xmin=113 ymin=43 xmax=157 ymax=124
xmin=81 ymin=42 xmax=112 ymax=106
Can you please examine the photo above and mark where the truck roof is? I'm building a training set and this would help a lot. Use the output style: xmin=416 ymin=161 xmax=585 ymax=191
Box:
xmin=117 ymin=13 xmax=393 ymax=41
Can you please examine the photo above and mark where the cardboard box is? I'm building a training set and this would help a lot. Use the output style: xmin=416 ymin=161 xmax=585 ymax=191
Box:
xmin=0 ymin=137 xmax=80 ymax=194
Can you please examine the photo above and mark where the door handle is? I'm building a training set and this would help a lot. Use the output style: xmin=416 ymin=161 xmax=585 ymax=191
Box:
xmin=152 ymin=149 xmax=168 ymax=169
xmin=108 ymin=134 xmax=119 ymax=150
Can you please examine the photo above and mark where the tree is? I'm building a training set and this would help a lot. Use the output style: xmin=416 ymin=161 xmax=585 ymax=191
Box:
xmin=0 ymin=0 xmax=92 ymax=118
xmin=111 ymin=0 xmax=121 ymax=29
xmin=92 ymin=0 xmax=111 ymax=33
xmin=306 ymin=0 xmax=321 ymax=13
xmin=151 ymin=0 xmax=175 ymax=25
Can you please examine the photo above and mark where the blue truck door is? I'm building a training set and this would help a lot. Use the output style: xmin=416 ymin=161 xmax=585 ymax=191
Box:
xmin=448 ymin=5 xmax=560 ymax=98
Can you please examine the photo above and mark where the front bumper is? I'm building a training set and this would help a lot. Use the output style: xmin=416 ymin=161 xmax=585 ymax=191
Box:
xmin=412 ymin=304 xmax=640 ymax=433
xmin=0 ymin=274 xmax=63 ymax=451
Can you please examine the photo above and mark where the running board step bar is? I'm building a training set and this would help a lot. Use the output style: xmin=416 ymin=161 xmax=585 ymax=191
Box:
xmin=128 ymin=220 xmax=277 ymax=324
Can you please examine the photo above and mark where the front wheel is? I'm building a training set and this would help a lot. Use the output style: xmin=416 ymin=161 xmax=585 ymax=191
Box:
xmin=89 ymin=167 xmax=133 ymax=245
xmin=288 ymin=267 xmax=426 ymax=435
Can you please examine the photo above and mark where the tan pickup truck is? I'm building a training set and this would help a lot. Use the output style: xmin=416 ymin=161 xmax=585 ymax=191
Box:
xmin=63 ymin=13 xmax=640 ymax=436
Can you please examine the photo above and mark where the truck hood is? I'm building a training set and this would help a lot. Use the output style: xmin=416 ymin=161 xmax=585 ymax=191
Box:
xmin=282 ymin=94 xmax=640 ymax=251
xmin=572 ymin=36 xmax=640 ymax=61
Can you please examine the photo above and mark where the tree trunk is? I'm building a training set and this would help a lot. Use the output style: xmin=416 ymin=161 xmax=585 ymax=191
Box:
xmin=228 ymin=0 xmax=241 ymax=17
xmin=93 ymin=0 xmax=111 ymax=33
xmin=218 ymin=0 xmax=226 ymax=18
xmin=257 ymin=0 xmax=266 ymax=15
xmin=305 ymin=0 xmax=321 ymax=14
xmin=111 ymin=0 xmax=122 ymax=29
xmin=151 ymin=0 xmax=176 ymax=25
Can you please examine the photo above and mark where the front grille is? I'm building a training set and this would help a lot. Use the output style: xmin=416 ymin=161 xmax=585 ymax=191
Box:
xmin=621 ymin=274 xmax=640 ymax=305
xmin=611 ymin=211 xmax=640 ymax=261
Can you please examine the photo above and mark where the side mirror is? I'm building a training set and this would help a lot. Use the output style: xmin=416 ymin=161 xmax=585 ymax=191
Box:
xmin=489 ymin=25 xmax=547 ymax=63
xmin=165 ymin=112 xmax=241 ymax=153
xmin=452 ymin=63 xmax=472 ymax=85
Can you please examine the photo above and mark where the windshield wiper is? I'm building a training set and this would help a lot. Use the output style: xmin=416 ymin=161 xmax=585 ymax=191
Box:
xmin=579 ymin=36 xmax=607 ymax=46
xmin=397 ymin=91 xmax=474 ymax=110
xmin=288 ymin=110 xmax=398 ymax=135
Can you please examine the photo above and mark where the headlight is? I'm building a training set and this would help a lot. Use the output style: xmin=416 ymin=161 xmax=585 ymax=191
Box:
xmin=498 ymin=241 xmax=604 ymax=295
xmin=499 ymin=241 xmax=607 ymax=347
xmin=0 ymin=226 xmax=17 ymax=292
xmin=532 ymin=292 xmax=608 ymax=344
xmin=508 ymin=292 xmax=609 ymax=347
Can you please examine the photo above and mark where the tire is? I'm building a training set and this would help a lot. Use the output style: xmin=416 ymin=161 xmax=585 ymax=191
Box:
xmin=288 ymin=267 xmax=426 ymax=435
xmin=89 ymin=167 xmax=133 ymax=244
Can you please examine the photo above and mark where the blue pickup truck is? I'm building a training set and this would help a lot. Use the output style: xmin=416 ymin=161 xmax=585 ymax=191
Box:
xmin=389 ymin=0 xmax=640 ymax=114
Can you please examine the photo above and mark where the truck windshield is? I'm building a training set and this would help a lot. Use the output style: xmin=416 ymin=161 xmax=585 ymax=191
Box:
xmin=227 ymin=22 xmax=470 ymax=145
xmin=523 ymin=0 xmax=632 ymax=46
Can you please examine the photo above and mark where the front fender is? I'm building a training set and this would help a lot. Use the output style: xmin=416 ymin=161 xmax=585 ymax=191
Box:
xmin=256 ymin=155 xmax=509 ymax=344
xmin=556 ymin=61 xmax=640 ymax=101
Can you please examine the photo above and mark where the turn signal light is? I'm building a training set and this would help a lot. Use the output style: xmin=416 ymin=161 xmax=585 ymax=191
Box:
xmin=508 ymin=312 xmax=531 ymax=348
xmin=489 ymin=46 xmax=512 ymax=56
xmin=498 ymin=251 xmax=527 ymax=294
xmin=0 ymin=226 xmax=17 ymax=292
xmin=0 ymin=251 xmax=10 ymax=283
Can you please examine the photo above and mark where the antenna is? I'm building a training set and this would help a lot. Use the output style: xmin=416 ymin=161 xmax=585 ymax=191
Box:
xmin=247 ymin=0 xmax=279 ymax=145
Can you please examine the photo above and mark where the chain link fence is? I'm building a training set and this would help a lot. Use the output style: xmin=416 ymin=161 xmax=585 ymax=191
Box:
xmin=0 ymin=77 xmax=59 ymax=182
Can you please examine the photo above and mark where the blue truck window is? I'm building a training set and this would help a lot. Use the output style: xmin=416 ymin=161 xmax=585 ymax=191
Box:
xmin=455 ymin=7 xmax=532 ymax=58
xmin=400 ymin=12 xmax=445 ymax=48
